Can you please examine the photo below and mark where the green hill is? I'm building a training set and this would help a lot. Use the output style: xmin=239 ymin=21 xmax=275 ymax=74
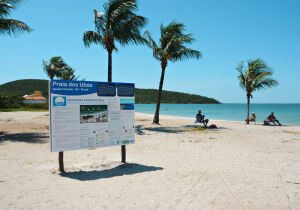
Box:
xmin=0 ymin=79 xmax=48 ymax=96
xmin=0 ymin=79 xmax=220 ymax=104
xmin=135 ymin=88 xmax=220 ymax=104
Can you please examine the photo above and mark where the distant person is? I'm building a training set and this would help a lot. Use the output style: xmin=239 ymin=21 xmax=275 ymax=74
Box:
xmin=196 ymin=110 xmax=209 ymax=127
xmin=267 ymin=112 xmax=281 ymax=125
xmin=246 ymin=112 xmax=256 ymax=123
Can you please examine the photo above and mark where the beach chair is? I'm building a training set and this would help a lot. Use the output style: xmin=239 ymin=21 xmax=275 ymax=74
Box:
xmin=195 ymin=116 xmax=209 ymax=127
xmin=248 ymin=116 xmax=256 ymax=123
xmin=267 ymin=116 xmax=281 ymax=126
xmin=247 ymin=113 xmax=256 ymax=124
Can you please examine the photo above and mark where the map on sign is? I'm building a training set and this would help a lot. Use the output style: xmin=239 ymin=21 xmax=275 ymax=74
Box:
xmin=49 ymin=80 xmax=135 ymax=152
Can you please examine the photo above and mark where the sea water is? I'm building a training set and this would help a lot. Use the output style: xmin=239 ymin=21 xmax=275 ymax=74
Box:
xmin=135 ymin=104 xmax=300 ymax=125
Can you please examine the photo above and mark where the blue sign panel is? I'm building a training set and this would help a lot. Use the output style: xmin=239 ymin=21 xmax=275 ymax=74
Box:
xmin=51 ymin=80 xmax=97 ymax=95
xmin=51 ymin=80 xmax=135 ymax=97
xmin=97 ymin=83 xmax=117 ymax=96
xmin=117 ymin=83 xmax=135 ymax=97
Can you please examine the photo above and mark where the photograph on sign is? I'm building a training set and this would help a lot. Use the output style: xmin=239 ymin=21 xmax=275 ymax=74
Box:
xmin=80 ymin=105 xmax=108 ymax=123
xmin=49 ymin=80 xmax=135 ymax=152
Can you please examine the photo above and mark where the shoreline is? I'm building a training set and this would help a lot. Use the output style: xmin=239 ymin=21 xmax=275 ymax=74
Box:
xmin=135 ymin=112 xmax=300 ymax=127
xmin=0 ymin=109 xmax=299 ymax=126
xmin=1 ymin=110 xmax=299 ymax=126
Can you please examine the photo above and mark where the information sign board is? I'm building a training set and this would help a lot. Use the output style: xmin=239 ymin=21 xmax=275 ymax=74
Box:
xmin=50 ymin=80 xmax=135 ymax=152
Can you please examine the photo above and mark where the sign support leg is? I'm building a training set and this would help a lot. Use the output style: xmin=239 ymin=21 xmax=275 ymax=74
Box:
xmin=121 ymin=145 xmax=126 ymax=163
xmin=59 ymin=151 xmax=64 ymax=172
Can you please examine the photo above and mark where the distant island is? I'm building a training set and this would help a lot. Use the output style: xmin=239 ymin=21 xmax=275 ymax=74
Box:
xmin=0 ymin=79 xmax=220 ymax=104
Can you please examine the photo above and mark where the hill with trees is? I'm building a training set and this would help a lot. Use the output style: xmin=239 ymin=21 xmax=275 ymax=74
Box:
xmin=0 ymin=79 xmax=220 ymax=104
xmin=0 ymin=79 xmax=48 ymax=96
xmin=135 ymin=88 xmax=219 ymax=104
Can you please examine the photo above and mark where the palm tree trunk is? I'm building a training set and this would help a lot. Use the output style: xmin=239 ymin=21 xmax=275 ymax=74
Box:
xmin=107 ymin=49 xmax=125 ymax=163
xmin=246 ymin=93 xmax=250 ymax=124
xmin=108 ymin=50 xmax=112 ymax=82
xmin=153 ymin=60 xmax=167 ymax=124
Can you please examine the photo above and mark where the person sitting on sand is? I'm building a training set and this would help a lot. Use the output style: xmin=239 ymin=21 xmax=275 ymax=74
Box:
xmin=267 ymin=112 xmax=281 ymax=125
xmin=246 ymin=112 xmax=256 ymax=123
xmin=196 ymin=110 xmax=209 ymax=127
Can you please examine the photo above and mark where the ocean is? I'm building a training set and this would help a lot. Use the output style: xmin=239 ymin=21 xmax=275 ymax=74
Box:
xmin=135 ymin=104 xmax=300 ymax=126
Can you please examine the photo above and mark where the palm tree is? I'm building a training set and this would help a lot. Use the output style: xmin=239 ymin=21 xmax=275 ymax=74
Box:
xmin=43 ymin=57 xmax=81 ymax=172
xmin=43 ymin=56 xmax=68 ymax=79
xmin=43 ymin=56 xmax=70 ymax=173
xmin=83 ymin=0 xmax=147 ymax=163
xmin=144 ymin=21 xmax=201 ymax=124
xmin=0 ymin=0 xmax=31 ymax=36
xmin=237 ymin=59 xmax=278 ymax=124
xmin=83 ymin=0 xmax=147 ymax=82
xmin=60 ymin=67 xmax=80 ymax=80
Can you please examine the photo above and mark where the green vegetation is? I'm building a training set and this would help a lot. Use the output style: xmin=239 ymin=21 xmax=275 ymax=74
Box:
xmin=0 ymin=94 xmax=23 ymax=108
xmin=0 ymin=93 xmax=48 ymax=109
xmin=43 ymin=56 xmax=80 ymax=80
xmin=0 ymin=108 xmax=48 ymax=112
xmin=83 ymin=0 xmax=147 ymax=82
xmin=144 ymin=21 xmax=201 ymax=124
xmin=0 ymin=79 xmax=48 ymax=96
xmin=0 ymin=0 xmax=31 ymax=36
xmin=135 ymin=88 xmax=219 ymax=104
xmin=237 ymin=59 xmax=278 ymax=124
xmin=0 ymin=79 xmax=220 ymax=105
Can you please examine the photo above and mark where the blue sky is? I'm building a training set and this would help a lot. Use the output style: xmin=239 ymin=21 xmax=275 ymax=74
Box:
xmin=1 ymin=0 xmax=299 ymax=103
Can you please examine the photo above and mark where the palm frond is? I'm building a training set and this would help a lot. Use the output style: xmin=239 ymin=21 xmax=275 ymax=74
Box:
xmin=114 ymin=12 xmax=147 ymax=45
xmin=93 ymin=9 xmax=105 ymax=35
xmin=171 ymin=48 xmax=201 ymax=61
xmin=143 ymin=31 xmax=161 ymax=61
xmin=43 ymin=56 xmax=70 ymax=79
xmin=2 ymin=0 xmax=23 ymax=5
xmin=162 ymin=35 xmax=175 ymax=57
xmin=236 ymin=62 xmax=246 ymax=89
xmin=106 ymin=0 xmax=136 ymax=27
xmin=83 ymin=0 xmax=147 ymax=53
xmin=83 ymin=31 xmax=105 ymax=48
xmin=237 ymin=59 xmax=278 ymax=95
xmin=143 ymin=31 xmax=157 ymax=48
xmin=0 ymin=2 xmax=13 ymax=17
xmin=0 ymin=18 xmax=31 ymax=35
xmin=260 ymin=78 xmax=278 ymax=88
xmin=145 ymin=21 xmax=201 ymax=64
xmin=60 ymin=67 xmax=80 ymax=81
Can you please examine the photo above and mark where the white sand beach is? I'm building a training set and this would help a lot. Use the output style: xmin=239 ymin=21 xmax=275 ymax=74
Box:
xmin=0 ymin=111 xmax=299 ymax=209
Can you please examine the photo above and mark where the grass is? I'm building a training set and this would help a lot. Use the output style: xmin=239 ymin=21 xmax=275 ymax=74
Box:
xmin=185 ymin=127 xmax=206 ymax=132
xmin=283 ymin=130 xmax=300 ymax=135
xmin=0 ymin=108 xmax=48 ymax=112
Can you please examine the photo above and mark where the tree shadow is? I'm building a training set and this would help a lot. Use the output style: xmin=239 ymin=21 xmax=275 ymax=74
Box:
xmin=0 ymin=131 xmax=48 ymax=144
xmin=135 ymin=125 xmax=145 ymax=135
xmin=60 ymin=163 xmax=163 ymax=181
xmin=143 ymin=127 xmax=186 ymax=134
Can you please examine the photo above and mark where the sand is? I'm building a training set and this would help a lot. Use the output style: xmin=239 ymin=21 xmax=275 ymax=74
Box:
xmin=0 ymin=111 xmax=299 ymax=209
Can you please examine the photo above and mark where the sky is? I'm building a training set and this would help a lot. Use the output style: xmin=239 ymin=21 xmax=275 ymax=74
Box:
xmin=1 ymin=0 xmax=299 ymax=103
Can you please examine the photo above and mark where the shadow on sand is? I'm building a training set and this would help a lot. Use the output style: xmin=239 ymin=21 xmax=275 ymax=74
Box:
xmin=60 ymin=163 xmax=163 ymax=181
xmin=183 ymin=125 xmax=229 ymax=130
xmin=0 ymin=131 xmax=48 ymax=144
xmin=135 ymin=125 xmax=146 ymax=135
xmin=143 ymin=127 xmax=186 ymax=134
xmin=141 ymin=125 xmax=227 ymax=134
